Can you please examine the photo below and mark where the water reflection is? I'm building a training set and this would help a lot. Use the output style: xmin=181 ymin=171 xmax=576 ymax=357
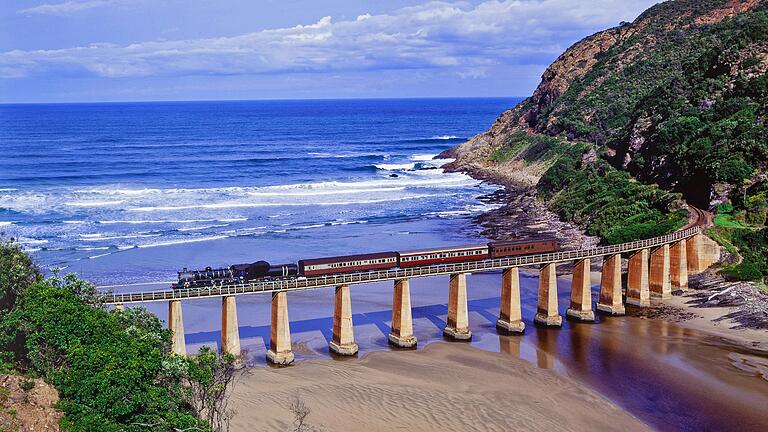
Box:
xmin=534 ymin=327 xmax=557 ymax=369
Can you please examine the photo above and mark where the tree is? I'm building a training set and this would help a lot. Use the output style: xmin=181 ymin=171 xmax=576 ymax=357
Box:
xmin=181 ymin=347 xmax=239 ymax=432
xmin=0 ymin=239 xmax=41 ymax=312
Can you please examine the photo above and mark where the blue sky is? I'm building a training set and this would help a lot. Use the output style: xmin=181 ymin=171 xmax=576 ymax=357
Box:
xmin=0 ymin=0 xmax=660 ymax=103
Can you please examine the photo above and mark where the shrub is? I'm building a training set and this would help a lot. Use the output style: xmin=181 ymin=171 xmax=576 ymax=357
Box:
xmin=716 ymin=202 xmax=734 ymax=214
xmin=0 ymin=275 xmax=209 ymax=432
xmin=0 ymin=239 xmax=42 ymax=312
xmin=714 ymin=214 xmax=745 ymax=228
xmin=19 ymin=380 xmax=34 ymax=392
xmin=745 ymin=208 xmax=767 ymax=226
xmin=182 ymin=346 xmax=238 ymax=432
xmin=721 ymin=261 xmax=763 ymax=281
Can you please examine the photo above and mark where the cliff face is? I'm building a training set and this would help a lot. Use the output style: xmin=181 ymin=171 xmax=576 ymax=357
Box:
xmin=446 ymin=0 xmax=768 ymax=209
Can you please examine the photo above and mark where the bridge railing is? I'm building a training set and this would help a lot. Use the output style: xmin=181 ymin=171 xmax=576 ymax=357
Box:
xmin=104 ymin=227 xmax=702 ymax=304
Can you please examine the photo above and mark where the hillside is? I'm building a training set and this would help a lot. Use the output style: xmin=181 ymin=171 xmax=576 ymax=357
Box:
xmin=444 ymin=0 xmax=768 ymax=253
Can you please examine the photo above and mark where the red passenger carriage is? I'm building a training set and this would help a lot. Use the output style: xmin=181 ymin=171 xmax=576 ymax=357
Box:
xmin=488 ymin=238 xmax=558 ymax=258
xmin=298 ymin=252 xmax=398 ymax=277
xmin=398 ymin=244 xmax=489 ymax=267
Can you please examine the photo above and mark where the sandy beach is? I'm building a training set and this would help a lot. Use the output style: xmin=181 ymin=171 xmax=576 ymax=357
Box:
xmin=229 ymin=342 xmax=648 ymax=432
xmin=662 ymin=293 xmax=768 ymax=352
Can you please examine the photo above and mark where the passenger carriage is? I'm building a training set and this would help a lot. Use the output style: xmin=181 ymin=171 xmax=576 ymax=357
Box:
xmin=298 ymin=252 xmax=398 ymax=277
xmin=398 ymin=244 xmax=489 ymax=267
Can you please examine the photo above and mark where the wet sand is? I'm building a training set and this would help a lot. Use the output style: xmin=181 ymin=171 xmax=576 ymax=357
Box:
xmin=662 ymin=290 xmax=768 ymax=352
xmin=230 ymin=342 xmax=649 ymax=432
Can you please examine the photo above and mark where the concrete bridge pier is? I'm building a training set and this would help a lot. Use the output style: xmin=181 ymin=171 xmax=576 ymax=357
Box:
xmin=670 ymin=240 xmax=689 ymax=290
xmin=496 ymin=267 xmax=525 ymax=334
xmin=690 ymin=233 xmax=720 ymax=271
xmin=168 ymin=300 xmax=187 ymax=356
xmin=221 ymin=296 xmax=241 ymax=357
xmin=686 ymin=233 xmax=718 ymax=274
xmin=329 ymin=284 xmax=358 ymax=356
xmin=597 ymin=254 xmax=625 ymax=315
xmin=650 ymin=244 xmax=672 ymax=299
xmin=266 ymin=291 xmax=294 ymax=365
xmin=567 ymin=258 xmax=595 ymax=322
xmin=389 ymin=279 xmax=417 ymax=348
xmin=534 ymin=263 xmax=562 ymax=327
xmin=627 ymin=248 xmax=651 ymax=307
xmin=686 ymin=233 xmax=703 ymax=274
xmin=444 ymin=273 xmax=472 ymax=340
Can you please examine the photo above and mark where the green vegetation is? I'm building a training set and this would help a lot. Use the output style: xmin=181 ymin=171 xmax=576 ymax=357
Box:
xmin=538 ymin=144 xmax=687 ymax=244
xmin=0 ymin=240 xmax=236 ymax=431
xmin=713 ymin=214 xmax=744 ymax=228
xmin=488 ymin=131 xmax=688 ymax=244
xmin=490 ymin=130 xmax=570 ymax=164
xmin=708 ymin=180 xmax=768 ymax=282
xmin=713 ymin=203 xmax=746 ymax=228
xmin=532 ymin=0 xmax=768 ymax=201
xmin=490 ymin=131 xmax=529 ymax=163
xmin=18 ymin=380 xmax=34 ymax=392
xmin=708 ymin=227 xmax=768 ymax=282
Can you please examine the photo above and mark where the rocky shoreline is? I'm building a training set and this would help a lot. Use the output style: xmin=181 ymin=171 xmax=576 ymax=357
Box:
xmin=473 ymin=187 xmax=599 ymax=251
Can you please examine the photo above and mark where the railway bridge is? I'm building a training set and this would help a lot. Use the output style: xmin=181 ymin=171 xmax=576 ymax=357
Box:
xmin=106 ymin=224 xmax=720 ymax=365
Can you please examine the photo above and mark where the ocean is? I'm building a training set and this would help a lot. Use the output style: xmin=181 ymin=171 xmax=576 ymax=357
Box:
xmin=0 ymin=98 xmax=520 ymax=285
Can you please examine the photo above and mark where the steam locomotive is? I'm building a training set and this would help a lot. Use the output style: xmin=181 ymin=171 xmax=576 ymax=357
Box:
xmin=173 ymin=238 xmax=558 ymax=289
xmin=176 ymin=261 xmax=298 ymax=289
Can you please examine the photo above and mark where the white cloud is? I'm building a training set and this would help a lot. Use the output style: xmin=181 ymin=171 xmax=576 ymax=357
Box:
xmin=18 ymin=0 xmax=140 ymax=16
xmin=3 ymin=0 xmax=660 ymax=79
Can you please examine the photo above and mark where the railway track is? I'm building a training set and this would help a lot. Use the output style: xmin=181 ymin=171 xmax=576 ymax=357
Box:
xmin=103 ymin=226 xmax=703 ymax=304
xmin=686 ymin=205 xmax=712 ymax=228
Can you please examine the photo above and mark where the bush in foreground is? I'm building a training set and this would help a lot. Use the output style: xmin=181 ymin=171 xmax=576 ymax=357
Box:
xmin=0 ymin=240 xmax=243 ymax=431
xmin=0 ymin=274 xmax=208 ymax=431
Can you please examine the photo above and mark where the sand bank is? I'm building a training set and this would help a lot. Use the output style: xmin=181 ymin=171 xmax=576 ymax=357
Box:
xmin=662 ymin=293 xmax=768 ymax=352
xmin=230 ymin=342 xmax=648 ymax=432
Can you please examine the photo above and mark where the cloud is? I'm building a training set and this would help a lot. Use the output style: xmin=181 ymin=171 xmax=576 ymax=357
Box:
xmin=18 ymin=0 xmax=139 ymax=16
xmin=3 ymin=0 xmax=660 ymax=79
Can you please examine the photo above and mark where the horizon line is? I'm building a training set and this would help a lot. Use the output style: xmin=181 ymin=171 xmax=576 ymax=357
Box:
xmin=0 ymin=95 xmax=525 ymax=106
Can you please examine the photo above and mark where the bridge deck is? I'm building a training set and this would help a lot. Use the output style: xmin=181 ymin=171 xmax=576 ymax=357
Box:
xmin=103 ymin=227 xmax=702 ymax=304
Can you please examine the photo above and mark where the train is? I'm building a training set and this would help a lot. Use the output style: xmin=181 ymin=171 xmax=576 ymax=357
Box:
xmin=173 ymin=238 xmax=558 ymax=289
